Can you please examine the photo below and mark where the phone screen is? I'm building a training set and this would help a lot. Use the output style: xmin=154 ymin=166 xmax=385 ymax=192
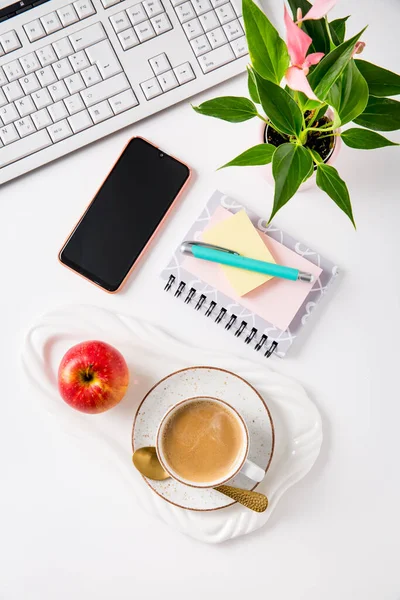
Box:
xmin=59 ymin=137 xmax=190 ymax=292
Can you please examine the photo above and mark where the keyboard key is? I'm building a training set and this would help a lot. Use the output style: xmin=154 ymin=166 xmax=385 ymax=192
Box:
xmin=210 ymin=0 xmax=229 ymax=6
xmin=20 ymin=53 xmax=40 ymax=75
xmin=0 ymin=68 xmax=7 ymax=86
xmin=0 ymin=89 xmax=6 ymax=107
xmin=192 ymin=0 xmax=212 ymax=15
xmin=0 ymin=103 xmax=18 ymax=124
xmin=142 ymin=0 xmax=164 ymax=17
xmin=151 ymin=14 xmax=172 ymax=34
xmin=118 ymin=28 xmax=139 ymax=50
xmin=41 ymin=12 xmax=63 ymax=35
xmin=149 ymin=53 xmax=170 ymax=75
xmin=31 ymin=108 xmax=52 ymax=130
xmin=32 ymin=88 xmax=52 ymax=109
xmin=36 ymin=66 xmax=57 ymax=87
xmin=170 ymin=0 xmax=186 ymax=4
xmin=190 ymin=34 xmax=211 ymax=56
xmin=69 ymin=23 xmax=106 ymax=52
xmin=109 ymin=89 xmax=138 ymax=114
xmin=199 ymin=10 xmax=219 ymax=31
xmin=110 ymin=11 xmax=131 ymax=33
xmin=0 ymin=129 xmax=51 ymax=166
xmin=37 ymin=46 xmax=57 ymax=67
xmin=69 ymin=51 xmax=90 ymax=71
xmin=65 ymin=72 xmax=85 ymax=93
xmin=207 ymin=26 xmax=226 ymax=48
xmin=101 ymin=0 xmax=120 ymax=7
xmin=47 ymin=119 xmax=73 ymax=142
xmin=24 ymin=20 xmax=46 ymax=43
xmin=230 ymin=34 xmax=247 ymax=57
xmin=176 ymin=1 xmax=196 ymax=23
xmin=81 ymin=73 xmax=129 ymax=107
xmin=215 ymin=2 xmax=235 ymax=24
xmin=48 ymin=100 xmax=69 ymax=122
xmin=57 ymin=5 xmax=79 ymax=27
xmin=81 ymin=65 xmax=102 ymax=86
xmin=126 ymin=3 xmax=148 ymax=25
xmin=20 ymin=73 xmax=41 ymax=95
xmin=158 ymin=70 xmax=178 ymax=91
xmin=68 ymin=109 xmax=93 ymax=132
xmin=141 ymin=77 xmax=162 ymax=99
xmin=86 ymin=40 xmax=122 ymax=79
xmin=3 ymin=80 xmax=24 ymax=102
xmin=174 ymin=62 xmax=195 ymax=84
xmin=89 ymin=100 xmax=113 ymax=123
xmin=15 ymin=116 xmax=36 ymax=138
xmin=73 ymin=0 xmax=96 ymax=19
xmin=48 ymin=80 xmax=69 ymax=102
xmin=53 ymin=38 xmax=74 ymax=59
xmin=134 ymin=20 xmax=156 ymax=42
xmin=0 ymin=123 xmax=19 ymax=144
xmin=231 ymin=0 xmax=242 ymax=16
xmin=223 ymin=19 xmax=242 ymax=41
xmin=0 ymin=31 xmax=21 ymax=54
xmin=64 ymin=93 xmax=84 ymax=114
xmin=3 ymin=60 xmax=23 ymax=82
xmin=181 ymin=18 xmax=203 ymax=40
xmin=16 ymin=96 xmax=35 ymax=117
xmin=198 ymin=43 xmax=234 ymax=72
xmin=53 ymin=58 xmax=74 ymax=80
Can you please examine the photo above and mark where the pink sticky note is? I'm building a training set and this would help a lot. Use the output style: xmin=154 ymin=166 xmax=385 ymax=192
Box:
xmin=182 ymin=206 xmax=322 ymax=331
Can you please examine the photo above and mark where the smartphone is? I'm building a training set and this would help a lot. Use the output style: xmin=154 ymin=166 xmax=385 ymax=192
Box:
xmin=59 ymin=137 xmax=191 ymax=292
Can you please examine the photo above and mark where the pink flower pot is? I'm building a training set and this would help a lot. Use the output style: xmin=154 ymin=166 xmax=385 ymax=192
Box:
xmin=261 ymin=110 xmax=342 ymax=192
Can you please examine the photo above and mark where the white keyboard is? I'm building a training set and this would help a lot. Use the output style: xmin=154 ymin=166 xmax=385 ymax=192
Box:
xmin=0 ymin=0 xmax=248 ymax=184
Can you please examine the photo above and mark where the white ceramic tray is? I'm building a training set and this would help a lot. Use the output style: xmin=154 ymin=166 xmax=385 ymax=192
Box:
xmin=22 ymin=305 xmax=322 ymax=543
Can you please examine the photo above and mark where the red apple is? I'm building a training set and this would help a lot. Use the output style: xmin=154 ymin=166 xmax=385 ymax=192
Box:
xmin=58 ymin=340 xmax=129 ymax=414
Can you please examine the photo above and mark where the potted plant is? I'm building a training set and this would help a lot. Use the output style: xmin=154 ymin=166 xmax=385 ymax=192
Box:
xmin=193 ymin=0 xmax=400 ymax=227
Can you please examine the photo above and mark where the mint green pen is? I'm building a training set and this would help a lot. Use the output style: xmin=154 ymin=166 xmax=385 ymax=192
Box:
xmin=180 ymin=241 xmax=314 ymax=283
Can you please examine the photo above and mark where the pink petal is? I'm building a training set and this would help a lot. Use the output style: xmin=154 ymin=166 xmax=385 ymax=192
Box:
xmin=351 ymin=41 xmax=366 ymax=57
xmin=284 ymin=5 xmax=312 ymax=66
xmin=300 ymin=0 xmax=336 ymax=21
xmin=303 ymin=51 xmax=325 ymax=70
xmin=286 ymin=66 xmax=319 ymax=100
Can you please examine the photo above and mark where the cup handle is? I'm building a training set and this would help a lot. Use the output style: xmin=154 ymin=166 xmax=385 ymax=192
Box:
xmin=241 ymin=459 xmax=265 ymax=482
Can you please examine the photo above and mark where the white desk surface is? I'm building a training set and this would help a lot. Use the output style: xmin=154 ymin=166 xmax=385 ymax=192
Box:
xmin=1 ymin=0 xmax=400 ymax=597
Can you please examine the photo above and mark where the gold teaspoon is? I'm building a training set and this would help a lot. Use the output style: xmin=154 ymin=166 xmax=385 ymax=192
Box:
xmin=132 ymin=446 xmax=268 ymax=513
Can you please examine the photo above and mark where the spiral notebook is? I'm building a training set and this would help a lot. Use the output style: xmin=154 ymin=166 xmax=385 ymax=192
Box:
xmin=161 ymin=191 xmax=339 ymax=358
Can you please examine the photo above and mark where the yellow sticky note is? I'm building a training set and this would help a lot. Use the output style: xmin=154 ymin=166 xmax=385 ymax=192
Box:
xmin=202 ymin=209 xmax=276 ymax=296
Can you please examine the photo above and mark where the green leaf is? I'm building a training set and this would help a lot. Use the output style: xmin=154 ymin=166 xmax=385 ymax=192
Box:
xmin=354 ymin=96 xmax=400 ymax=131
xmin=287 ymin=0 xmax=330 ymax=54
xmin=329 ymin=16 xmax=349 ymax=45
xmin=309 ymin=148 xmax=323 ymax=164
xmin=308 ymin=27 xmax=367 ymax=101
xmin=355 ymin=60 xmax=400 ymax=97
xmin=327 ymin=60 xmax=369 ymax=126
xmin=341 ymin=128 xmax=399 ymax=149
xmin=192 ymin=97 xmax=258 ymax=122
xmin=247 ymin=67 xmax=259 ymax=104
xmin=242 ymin=0 xmax=289 ymax=84
xmin=316 ymin=164 xmax=355 ymax=227
xmin=219 ymin=144 xmax=276 ymax=169
xmin=270 ymin=144 xmax=313 ymax=221
xmin=254 ymin=71 xmax=303 ymax=136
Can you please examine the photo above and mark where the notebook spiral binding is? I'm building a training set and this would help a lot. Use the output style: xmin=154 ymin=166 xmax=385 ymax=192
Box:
xmin=164 ymin=275 xmax=278 ymax=358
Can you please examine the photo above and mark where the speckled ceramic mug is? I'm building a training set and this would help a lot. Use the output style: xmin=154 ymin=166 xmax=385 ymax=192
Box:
xmin=156 ymin=396 xmax=266 ymax=489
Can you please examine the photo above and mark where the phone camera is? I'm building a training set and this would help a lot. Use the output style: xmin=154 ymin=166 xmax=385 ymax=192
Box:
xmin=159 ymin=152 xmax=164 ymax=158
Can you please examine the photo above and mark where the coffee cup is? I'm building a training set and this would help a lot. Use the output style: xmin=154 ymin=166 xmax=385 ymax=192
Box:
xmin=156 ymin=396 xmax=265 ymax=488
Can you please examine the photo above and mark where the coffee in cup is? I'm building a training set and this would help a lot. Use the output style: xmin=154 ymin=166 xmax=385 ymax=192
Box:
xmin=156 ymin=396 xmax=265 ymax=488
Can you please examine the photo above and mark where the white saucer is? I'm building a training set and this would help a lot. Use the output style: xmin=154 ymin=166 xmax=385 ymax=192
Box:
xmin=132 ymin=366 xmax=274 ymax=511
